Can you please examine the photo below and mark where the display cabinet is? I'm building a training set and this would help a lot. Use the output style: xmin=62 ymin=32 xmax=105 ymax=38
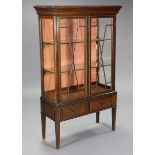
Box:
xmin=34 ymin=5 xmax=122 ymax=149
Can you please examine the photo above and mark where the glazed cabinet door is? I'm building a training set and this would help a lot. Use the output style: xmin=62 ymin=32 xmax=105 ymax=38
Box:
xmin=90 ymin=17 xmax=115 ymax=95
xmin=58 ymin=17 xmax=87 ymax=101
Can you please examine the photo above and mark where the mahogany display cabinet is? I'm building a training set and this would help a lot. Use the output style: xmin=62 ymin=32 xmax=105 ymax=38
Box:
xmin=34 ymin=5 xmax=122 ymax=149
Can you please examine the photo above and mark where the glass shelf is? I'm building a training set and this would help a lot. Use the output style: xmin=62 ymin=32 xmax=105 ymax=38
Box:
xmin=60 ymin=24 xmax=98 ymax=28
xmin=42 ymin=38 xmax=111 ymax=46
xmin=42 ymin=41 xmax=54 ymax=46
xmin=60 ymin=24 xmax=113 ymax=29
xmin=44 ymin=63 xmax=84 ymax=74
xmin=91 ymin=61 xmax=111 ymax=68
xmin=44 ymin=61 xmax=111 ymax=75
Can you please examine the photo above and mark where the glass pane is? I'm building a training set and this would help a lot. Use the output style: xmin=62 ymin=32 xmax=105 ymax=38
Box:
xmin=60 ymin=18 xmax=86 ymax=100
xmin=41 ymin=18 xmax=55 ymax=99
xmin=42 ymin=18 xmax=53 ymax=43
xmin=91 ymin=17 xmax=112 ymax=94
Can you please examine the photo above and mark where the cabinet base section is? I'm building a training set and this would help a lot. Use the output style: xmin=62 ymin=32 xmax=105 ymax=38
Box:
xmin=41 ymin=92 xmax=117 ymax=121
xmin=40 ymin=92 xmax=117 ymax=149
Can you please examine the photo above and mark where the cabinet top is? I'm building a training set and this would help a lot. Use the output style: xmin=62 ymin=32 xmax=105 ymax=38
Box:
xmin=34 ymin=5 xmax=122 ymax=16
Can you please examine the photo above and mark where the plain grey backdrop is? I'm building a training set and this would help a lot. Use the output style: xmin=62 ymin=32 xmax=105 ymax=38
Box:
xmin=22 ymin=0 xmax=133 ymax=155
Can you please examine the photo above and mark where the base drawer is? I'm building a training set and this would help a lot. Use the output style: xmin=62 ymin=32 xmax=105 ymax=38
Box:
xmin=90 ymin=94 xmax=116 ymax=112
xmin=41 ymin=103 xmax=55 ymax=119
xmin=61 ymin=101 xmax=89 ymax=121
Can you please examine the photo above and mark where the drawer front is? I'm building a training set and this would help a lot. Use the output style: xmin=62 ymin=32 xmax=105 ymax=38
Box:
xmin=61 ymin=101 xmax=89 ymax=121
xmin=41 ymin=103 xmax=55 ymax=119
xmin=90 ymin=95 xmax=116 ymax=112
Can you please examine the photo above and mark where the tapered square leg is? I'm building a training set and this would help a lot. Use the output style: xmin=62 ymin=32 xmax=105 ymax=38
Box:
xmin=55 ymin=122 xmax=60 ymax=149
xmin=112 ymin=107 xmax=116 ymax=131
xmin=96 ymin=111 xmax=100 ymax=123
xmin=41 ymin=113 xmax=46 ymax=139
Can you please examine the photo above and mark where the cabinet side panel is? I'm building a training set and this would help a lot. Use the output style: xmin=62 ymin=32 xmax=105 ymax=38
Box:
xmin=40 ymin=18 xmax=56 ymax=100
xmin=38 ymin=17 xmax=44 ymax=94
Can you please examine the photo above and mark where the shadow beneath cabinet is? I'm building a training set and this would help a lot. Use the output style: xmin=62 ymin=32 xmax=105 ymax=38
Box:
xmin=43 ymin=122 xmax=113 ymax=149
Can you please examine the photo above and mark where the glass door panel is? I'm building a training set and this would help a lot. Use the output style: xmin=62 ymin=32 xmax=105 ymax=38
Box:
xmin=59 ymin=17 xmax=86 ymax=100
xmin=91 ymin=17 xmax=113 ymax=94
xmin=41 ymin=18 xmax=56 ymax=99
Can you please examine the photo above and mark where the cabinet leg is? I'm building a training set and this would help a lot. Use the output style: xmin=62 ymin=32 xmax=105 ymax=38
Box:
xmin=55 ymin=122 xmax=60 ymax=149
xmin=112 ymin=107 xmax=116 ymax=131
xmin=96 ymin=111 xmax=100 ymax=123
xmin=41 ymin=113 xmax=46 ymax=139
